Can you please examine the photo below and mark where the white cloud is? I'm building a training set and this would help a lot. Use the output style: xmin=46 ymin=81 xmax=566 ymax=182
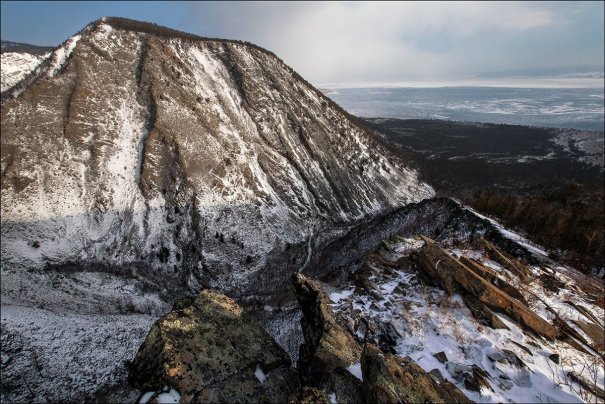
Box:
xmin=185 ymin=1 xmax=601 ymax=84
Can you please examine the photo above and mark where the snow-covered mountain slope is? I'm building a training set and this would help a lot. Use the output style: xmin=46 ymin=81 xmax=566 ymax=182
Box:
xmin=0 ymin=51 xmax=50 ymax=92
xmin=1 ymin=18 xmax=433 ymax=297
xmin=326 ymin=204 xmax=605 ymax=404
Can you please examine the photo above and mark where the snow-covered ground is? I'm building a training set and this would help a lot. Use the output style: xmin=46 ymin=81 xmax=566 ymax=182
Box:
xmin=1 ymin=304 xmax=159 ymax=403
xmin=0 ymin=267 xmax=171 ymax=403
xmin=0 ymin=51 xmax=50 ymax=92
xmin=330 ymin=234 xmax=605 ymax=403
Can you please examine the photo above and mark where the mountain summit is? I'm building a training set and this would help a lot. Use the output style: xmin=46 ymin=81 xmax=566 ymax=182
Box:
xmin=1 ymin=17 xmax=432 ymax=296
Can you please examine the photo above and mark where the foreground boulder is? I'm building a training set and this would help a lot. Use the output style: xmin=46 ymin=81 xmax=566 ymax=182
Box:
xmin=129 ymin=290 xmax=296 ymax=403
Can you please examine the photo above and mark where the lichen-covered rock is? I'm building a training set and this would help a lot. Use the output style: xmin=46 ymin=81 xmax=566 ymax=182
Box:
xmin=288 ymin=386 xmax=331 ymax=404
xmin=129 ymin=289 xmax=295 ymax=403
xmin=292 ymin=273 xmax=364 ymax=403
xmin=361 ymin=344 xmax=473 ymax=403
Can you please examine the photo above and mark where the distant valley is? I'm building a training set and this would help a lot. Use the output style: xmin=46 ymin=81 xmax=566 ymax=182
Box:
xmin=363 ymin=118 xmax=604 ymax=275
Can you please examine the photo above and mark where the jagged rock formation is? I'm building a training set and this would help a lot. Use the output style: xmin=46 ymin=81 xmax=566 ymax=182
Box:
xmin=362 ymin=344 xmax=472 ymax=403
xmin=417 ymin=235 xmax=605 ymax=358
xmin=1 ymin=17 xmax=432 ymax=300
xmin=291 ymin=273 xmax=471 ymax=403
xmin=127 ymin=230 xmax=603 ymax=403
xmin=329 ymin=218 xmax=605 ymax=403
xmin=417 ymin=236 xmax=559 ymax=340
xmin=125 ymin=274 xmax=472 ymax=403
xmin=292 ymin=273 xmax=364 ymax=403
xmin=129 ymin=290 xmax=296 ymax=403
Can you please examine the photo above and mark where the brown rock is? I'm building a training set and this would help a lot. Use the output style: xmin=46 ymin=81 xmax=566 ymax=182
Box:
xmin=362 ymin=344 xmax=473 ymax=403
xmin=129 ymin=289 xmax=295 ymax=403
xmin=487 ymin=350 xmax=527 ymax=369
xmin=459 ymin=256 xmax=528 ymax=306
xmin=292 ymin=273 xmax=364 ymax=403
xmin=418 ymin=236 xmax=558 ymax=340
xmin=480 ymin=238 xmax=530 ymax=281
xmin=573 ymin=320 xmax=605 ymax=351
xmin=538 ymin=273 xmax=565 ymax=293
xmin=568 ymin=371 xmax=605 ymax=400
xmin=433 ymin=351 xmax=448 ymax=363
xmin=288 ymin=386 xmax=330 ymax=404
xmin=463 ymin=294 xmax=510 ymax=330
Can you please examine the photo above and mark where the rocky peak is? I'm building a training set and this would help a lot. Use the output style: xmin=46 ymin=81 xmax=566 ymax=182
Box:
xmin=1 ymin=18 xmax=432 ymax=298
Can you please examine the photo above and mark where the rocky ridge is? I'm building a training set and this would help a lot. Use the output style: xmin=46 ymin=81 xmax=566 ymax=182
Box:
xmin=128 ymin=273 xmax=473 ymax=403
xmin=126 ymin=220 xmax=604 ymax=403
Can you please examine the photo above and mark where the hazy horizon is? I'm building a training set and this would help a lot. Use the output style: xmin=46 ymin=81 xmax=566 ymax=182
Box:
xmin=2 ymin=1 xmax=604 ymax=87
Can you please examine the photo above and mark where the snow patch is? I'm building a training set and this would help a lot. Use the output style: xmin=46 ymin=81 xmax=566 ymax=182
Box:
xmin=48 ymin=34 xmax=81 ymax=77
xmin=0 ymin=51 xmax=50 ymax=91
xmin=346 ymin=362 xmax=363 ymax=381
xmin=255 ymin=364 xmax=266 ymax=384
xmin=155 ymin=388 xmax=181 ymax=404
xmin=139 ymin=391 xmax=155 ymax=404
xmin=330 ymin=288 xmax=355 ymax=304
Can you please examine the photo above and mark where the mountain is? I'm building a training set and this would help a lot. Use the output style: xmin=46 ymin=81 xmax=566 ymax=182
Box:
xmin=3 ymin=18 xmax=603 ymax=404
xmin=1 ymin=18 xmax=431 ymax=401
xmin=0 ymin=39 xmax=55 ymax=55
xmin=1 ymin=17 xmax=432 ymax=298
xmin=0 ymin=40 xmax=55 ymax=92
xmin=0 ymin=47 xmax=50 ymax=93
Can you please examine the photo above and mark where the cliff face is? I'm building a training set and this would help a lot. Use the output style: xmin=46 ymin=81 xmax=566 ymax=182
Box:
xmin=0 ymin=18 xmax=432 ymax=296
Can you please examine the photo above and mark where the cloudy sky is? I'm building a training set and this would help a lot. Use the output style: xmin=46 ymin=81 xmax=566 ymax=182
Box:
xmin=2 ymin=1 xmax=603 ymax=85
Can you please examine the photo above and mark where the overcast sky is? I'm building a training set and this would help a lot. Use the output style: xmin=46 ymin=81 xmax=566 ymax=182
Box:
xmin=2 ymin=1 xmax=603 ymax=85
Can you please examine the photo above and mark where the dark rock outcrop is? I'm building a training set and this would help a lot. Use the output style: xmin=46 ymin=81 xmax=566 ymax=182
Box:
xmin=291 ymin=273 xmax=473 ymax=403
xmin=292 ymin=273 xmax=364 ymax=403
xmin=129 ymin=289 xmax=296 ymax=403
xmin=362 ymin=344 xmax=473 ymax=403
